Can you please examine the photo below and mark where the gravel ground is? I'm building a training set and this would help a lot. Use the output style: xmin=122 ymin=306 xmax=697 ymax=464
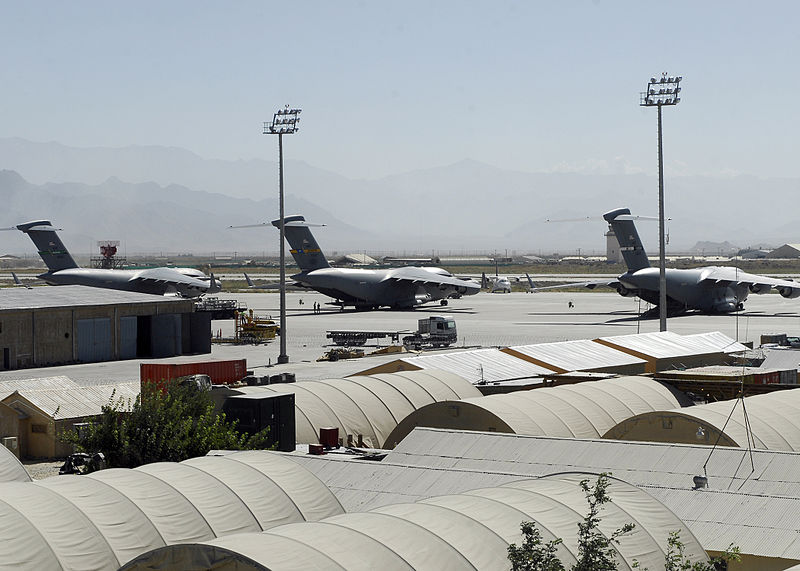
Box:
xmin=23 ymin=460 xmax=63 ymax=480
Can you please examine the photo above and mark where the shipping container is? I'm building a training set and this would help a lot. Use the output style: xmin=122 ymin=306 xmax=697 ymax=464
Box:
xmin=140 ymin=359 xmax=247 ymax=389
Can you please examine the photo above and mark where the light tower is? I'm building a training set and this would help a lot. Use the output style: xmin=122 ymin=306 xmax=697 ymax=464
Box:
xmin=264 ymin=105 xmax=301 ymax=364
xmin=641 ymin=73 xmax=682 ymax=332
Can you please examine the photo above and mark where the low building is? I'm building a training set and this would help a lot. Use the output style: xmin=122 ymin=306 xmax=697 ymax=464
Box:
xmin=767 ymin=244 xmax=800 ymax=258
xmin=0 ymin=379 xmax=139 ymax=458
xmin=0 ymin=285 xmax=210 ymax=371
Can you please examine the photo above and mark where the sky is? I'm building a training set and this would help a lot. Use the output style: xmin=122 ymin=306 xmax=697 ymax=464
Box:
xmin=2 ymin=1 xmax=800 ymax=181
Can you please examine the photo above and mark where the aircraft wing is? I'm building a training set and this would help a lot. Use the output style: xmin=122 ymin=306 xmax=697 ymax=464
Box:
xmin=132 ymin=268 xmax=212 ymax=291
xmin=383 ymin=268 xmax=480 ymax=294
xmin=699 ymin=267 xmax=800 ymax=295
xmin=531 ymin=279 xmax=621 ymax=291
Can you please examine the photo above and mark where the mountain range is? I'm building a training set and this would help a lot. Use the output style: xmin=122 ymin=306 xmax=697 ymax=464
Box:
xmin=1 ymin=137 xmax=798 ymax=256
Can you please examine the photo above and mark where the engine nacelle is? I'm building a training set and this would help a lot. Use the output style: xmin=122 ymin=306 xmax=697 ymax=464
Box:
xmin=615 ymin=285 xmax=638 ymax=298
xmin=778 ymin=286 xmax=800 ymax=299
xmin=749 ymin=283 xmax=771 ymax=294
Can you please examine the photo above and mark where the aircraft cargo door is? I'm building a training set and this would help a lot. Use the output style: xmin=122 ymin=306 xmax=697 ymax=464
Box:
xmin=77 ymin=318 xmax=112 ymax=362
xmin=120 ymin=316 xmax=137 ymax=359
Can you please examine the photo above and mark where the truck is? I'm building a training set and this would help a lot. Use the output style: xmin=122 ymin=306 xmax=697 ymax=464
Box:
xmin=326 ymin=329 xmax=408 ymax=347
xmin=402 ymin=315 xmax=458 ymax=350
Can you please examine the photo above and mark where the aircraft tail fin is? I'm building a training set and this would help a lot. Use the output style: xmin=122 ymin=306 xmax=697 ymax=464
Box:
xmin=525 ymin=273 xmax=534 ymax=290
xmin=244 ymin=273 xmax=255 ymax=287
xmin=603 ymin=208 xmax=650 ymax=272
xmin=16 ymin=221 xmax=79 ymax=272
xmin=12 ymin=272 xmax=31 ymax=289
xmin=272 ymin=215 xmax=330 ymax=272
xmin=209 ymin=273 xmax=221 ymax=293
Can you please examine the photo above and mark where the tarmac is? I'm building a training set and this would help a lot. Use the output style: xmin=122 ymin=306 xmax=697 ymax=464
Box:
xmin=1 ymin=289 xmax=799 ymax=385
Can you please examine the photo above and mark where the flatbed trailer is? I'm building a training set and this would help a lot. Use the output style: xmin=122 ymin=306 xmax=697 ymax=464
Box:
xmin=326 ymin=329 xmax=410 ymax=346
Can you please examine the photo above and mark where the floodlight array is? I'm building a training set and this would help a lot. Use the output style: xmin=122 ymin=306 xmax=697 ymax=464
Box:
xmin=264 ymin=107 xmax=302 ymax=135
xmin=640 ymin=74 xmax=682 ymax=107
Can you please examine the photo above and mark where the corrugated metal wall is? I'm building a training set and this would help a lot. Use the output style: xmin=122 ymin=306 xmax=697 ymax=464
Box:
xmin=120 ymin=316 xmax=137 ymax=360
xmin=76 ymin=318 xmax=112 ymax=362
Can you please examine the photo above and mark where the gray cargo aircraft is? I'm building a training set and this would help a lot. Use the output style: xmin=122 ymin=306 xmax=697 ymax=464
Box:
xmin=535 ymin=207 xmax=800 ymax=314
xmin=6 ymin=221 xmax=220 ymax=298
xmin=239 ymin=216 xmax=480 ymax=309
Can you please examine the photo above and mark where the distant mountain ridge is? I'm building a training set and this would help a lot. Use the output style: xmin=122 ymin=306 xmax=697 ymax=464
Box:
xmin=1 ymin=138 xmax=798 ymax=254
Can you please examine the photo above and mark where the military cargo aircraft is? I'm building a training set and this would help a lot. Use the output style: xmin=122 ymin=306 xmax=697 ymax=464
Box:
xmin=5 ymin=221 xmax=220 ymax=298
xmin=534 ymin=207 xmax=800 ymax=314
xmin=236 ymin=216 xmax=480 ymax=309
xmin=482 ymin=272 xmax=534 ymax=293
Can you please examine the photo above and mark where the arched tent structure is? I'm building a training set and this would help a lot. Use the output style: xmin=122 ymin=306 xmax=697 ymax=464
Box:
xmin=233 ymin=369 xmax=481 ymax=448
xmin=0 ymin=451 xmax=343 ymax=570
xmin=120 ymin=473 xmax=708 ymax=571
xmin=385 ymin=376 xmax=688 ymax=448
xmin=605 ymin=388 xmax=800 ymax=451
xmin=0 ymin=441 xmax=30 ymax=482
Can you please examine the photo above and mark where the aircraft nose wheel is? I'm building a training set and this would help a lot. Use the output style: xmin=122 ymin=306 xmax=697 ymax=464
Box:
xmin=440 ymin=299 xmax=448 ymax=306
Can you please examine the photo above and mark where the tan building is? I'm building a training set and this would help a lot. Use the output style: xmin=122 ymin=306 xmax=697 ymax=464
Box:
xmin=0 ymin=378 xmax=138 ymax=459
xmin=0 ymin=285 xmax=208 ymax=371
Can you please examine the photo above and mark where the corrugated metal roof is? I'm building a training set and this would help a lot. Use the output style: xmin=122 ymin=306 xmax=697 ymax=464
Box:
xmin=760 ymin=347 xmax=800 ymax=371
xmin=682 ymin=331 xmax=748 ymax=354
xmin=0 ymin=284 xmax=191 ymax=311
xmin=596 ymin=331 xmax=733 ymax=359
xmin=397 ymin=348 xmax=552 ymax=383
xmin=0 ymin=376 xmax=79 ymax=400
xmin=2 ymin=382 xmax=140 ymax=419
xmin=505 ymin=339 xmax=647 ymax=371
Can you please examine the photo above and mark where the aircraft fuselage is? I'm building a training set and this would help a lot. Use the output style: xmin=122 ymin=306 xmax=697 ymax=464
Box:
xmin=293 ymin=267 xmax=477 ymax=309
xmin=40 ymin=268 xmax=214 ymax=298
xmin=619 ymin=266 xmax=750 ymax=313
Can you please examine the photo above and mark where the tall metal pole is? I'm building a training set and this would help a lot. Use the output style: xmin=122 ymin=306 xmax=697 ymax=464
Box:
xmin=657 ymin=104 xmax=667 ymax=332
xmin=277 ymin=133 xmax=288 ymax=364
xmin=263 ymin=106 xmax=301 ymax=365
xmin=641 ymin=73 xmax=682 ymax=333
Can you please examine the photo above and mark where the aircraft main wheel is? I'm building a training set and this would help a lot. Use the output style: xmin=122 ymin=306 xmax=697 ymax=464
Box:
xmin=440 ymin=300 xmax=448 ymax=306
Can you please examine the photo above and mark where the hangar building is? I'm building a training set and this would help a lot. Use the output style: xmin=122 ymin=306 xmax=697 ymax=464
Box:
xmin=0 ymin=286 xmax=210 ymax=371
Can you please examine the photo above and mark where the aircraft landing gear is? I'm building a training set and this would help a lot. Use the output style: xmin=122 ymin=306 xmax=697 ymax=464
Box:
xmin=440 ymin=299 xmax=448 ymax=306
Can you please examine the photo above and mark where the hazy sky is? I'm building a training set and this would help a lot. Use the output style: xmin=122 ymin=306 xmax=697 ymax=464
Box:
xmin=3 ymin=1 xmax=799 ymax=180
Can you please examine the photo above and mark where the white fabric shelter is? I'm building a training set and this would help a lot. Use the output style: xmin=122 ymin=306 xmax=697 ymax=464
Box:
xmin=0 ymin=441 xmax=29 ymax=482
xmin=120 ymin=473 xmax=707 ymax=571
xmin=607 ymin=387 xmax=800 ymax=451
xmin=235 ymin=369 xmax=480 ymax=448
xmin=385 ymin=376 xmax=684 ymax=447
xmin=0 ymin=451 xmax=343 ymax=570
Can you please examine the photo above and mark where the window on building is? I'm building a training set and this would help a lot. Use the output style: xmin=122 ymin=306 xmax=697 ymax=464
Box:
xmin=31 ymin=424 xmax=47 ymax=434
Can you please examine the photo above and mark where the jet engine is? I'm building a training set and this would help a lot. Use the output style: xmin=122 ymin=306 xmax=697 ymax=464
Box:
xmin=749 ymin=283 xmax=771 ymax=294
xmin=778 ymin=286 xmax=800 ymax=299
xmin=615 ymin=285 xmax=638 ymax=297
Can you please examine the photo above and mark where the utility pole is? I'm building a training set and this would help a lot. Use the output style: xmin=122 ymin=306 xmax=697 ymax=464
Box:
xmin=264 ymin=106 xmax=301 ymax=364
xmin=641 ymin=73 xmax=682 ymax=332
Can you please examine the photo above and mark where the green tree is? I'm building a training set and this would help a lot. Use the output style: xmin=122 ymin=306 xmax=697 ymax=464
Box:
xmin=574 ymin=474 xmax=635 ymax=571
xmin=508 ymin=474 xmax=740 ymax=571
xmin=63 ymin=380 xmax=272 ymax=469
xmin=508 ymin=473 xmax=633 ymax=571
xmin=662 ymin=530 xmax=740 ymax=571
xmin=507 ymin=522 xmax=565 ymax=571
